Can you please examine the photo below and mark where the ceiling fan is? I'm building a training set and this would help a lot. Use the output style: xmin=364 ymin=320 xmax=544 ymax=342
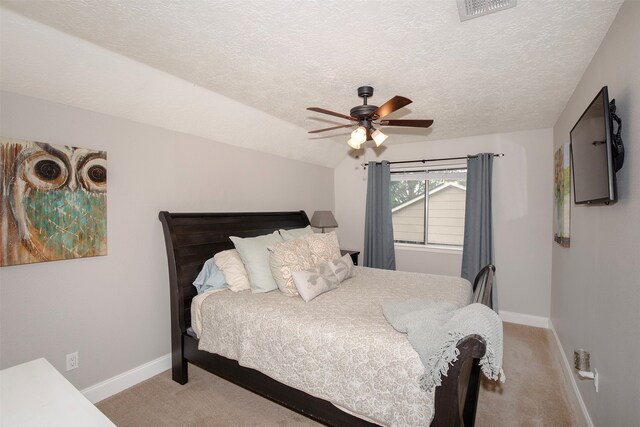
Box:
xmin=307 ymin=86 xmax=433 ymax=149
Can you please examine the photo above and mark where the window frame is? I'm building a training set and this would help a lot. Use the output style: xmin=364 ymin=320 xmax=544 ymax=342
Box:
xmin=390 ymin=163 xmax=467 ymax=252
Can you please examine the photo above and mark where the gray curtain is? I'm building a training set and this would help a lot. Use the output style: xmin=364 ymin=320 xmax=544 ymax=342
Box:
xmin=364 ymin=161 xmax=396 ymax=270
xmin=461 ymin=153 xmax=497 ymax=309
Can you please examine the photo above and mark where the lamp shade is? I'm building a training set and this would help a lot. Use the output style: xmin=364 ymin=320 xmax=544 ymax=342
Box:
xmin=347 ymin=138 xmax=362 ymax=150
xmin=371 ymin=128 xmax=388 ymax=146
xmin=310 ymin=210 xmax=338 ymax=233
xmin=351 ymin=127 xmax=367 ymax=145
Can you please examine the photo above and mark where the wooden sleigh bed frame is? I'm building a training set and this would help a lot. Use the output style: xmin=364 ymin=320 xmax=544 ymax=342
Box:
xmin=159 ymin=210 xmax=493 ymax=426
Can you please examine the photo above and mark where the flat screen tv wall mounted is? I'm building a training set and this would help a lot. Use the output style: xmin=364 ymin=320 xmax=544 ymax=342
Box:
xmin=570 ymin=86 xmax=625 ymax=205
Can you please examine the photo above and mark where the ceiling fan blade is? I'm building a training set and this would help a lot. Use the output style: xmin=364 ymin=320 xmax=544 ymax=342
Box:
xmin=308 ymin=124 xmax=356 ymax=134
xmin=370 ymin=96 xmax=412 ymax=119
xmin=307 ymin=107 xmax=358 ymax=122
xmin=379 ymin=119 xmax=434 ymax=128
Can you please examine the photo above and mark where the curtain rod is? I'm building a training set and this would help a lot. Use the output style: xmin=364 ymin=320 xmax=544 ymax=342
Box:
xmin=361 ymin=153 xmax=504 ymax=169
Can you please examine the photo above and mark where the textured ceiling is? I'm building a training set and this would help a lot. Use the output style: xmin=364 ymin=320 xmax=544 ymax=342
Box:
xmin=1 ymin=0 xmax=624 ymax=166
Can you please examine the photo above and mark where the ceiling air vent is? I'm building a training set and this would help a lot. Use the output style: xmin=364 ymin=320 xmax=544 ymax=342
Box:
xmin=457 ymin=0 xmax=517 ymax=21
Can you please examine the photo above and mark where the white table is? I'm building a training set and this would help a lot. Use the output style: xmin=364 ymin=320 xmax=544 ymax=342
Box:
xmin=0 ymin=358 xmax=116 ymax=427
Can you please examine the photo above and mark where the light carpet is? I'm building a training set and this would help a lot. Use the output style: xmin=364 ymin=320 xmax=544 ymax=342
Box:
xmin=97 ymin=323 xmax=585 ymax=426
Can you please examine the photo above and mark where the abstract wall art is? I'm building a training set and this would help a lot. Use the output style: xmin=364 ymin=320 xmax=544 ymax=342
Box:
xmin=554 ymin=143 xmax=571 ymax=248
xmin=1 ymin=138 xmax=107 ymax=266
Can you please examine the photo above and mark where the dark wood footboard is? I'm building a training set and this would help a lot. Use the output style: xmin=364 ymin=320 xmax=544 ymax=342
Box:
xmin=432 ymin=335 xmax=486 ymax=427
xmin=159 ymin=211 xmax=491 ymax=426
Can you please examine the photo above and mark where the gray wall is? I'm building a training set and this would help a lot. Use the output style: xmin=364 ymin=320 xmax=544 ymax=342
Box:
xmin=551 ymin=1 xmax=639 ymax=425
xmin=0 ymin=91 xmax=335 ymax=390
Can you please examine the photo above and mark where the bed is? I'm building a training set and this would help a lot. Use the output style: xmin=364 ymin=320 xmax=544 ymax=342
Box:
xmin=159 ymin=210 xmax=492 ymax=426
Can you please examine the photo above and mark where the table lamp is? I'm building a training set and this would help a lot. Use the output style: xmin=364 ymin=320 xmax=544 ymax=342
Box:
xmin=310 ymin=211 xmax=338 ymax=233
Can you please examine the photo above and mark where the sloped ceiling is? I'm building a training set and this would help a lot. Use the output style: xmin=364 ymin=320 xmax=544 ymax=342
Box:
xmin=0 ymin=0 xmax=624 ymax=167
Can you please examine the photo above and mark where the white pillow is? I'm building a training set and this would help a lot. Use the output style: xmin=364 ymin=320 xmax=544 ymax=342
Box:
xmin=279 ymin=225 xmax=313 ymax=241
xmin=230 ymin=231 xmax=283 ymax=293
xmin=292 ymin=254 xmax=355 ymax=302
xmin=213 ymin=249 xmax=250 ymax=292
xmin=268 ymin=239 xmax=314 ymax=296
xmin=302 ymin=231 xmax=341 ymax=265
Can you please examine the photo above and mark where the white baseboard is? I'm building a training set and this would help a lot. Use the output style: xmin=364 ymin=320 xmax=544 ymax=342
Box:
xmin=499 ymin=310 xmax=549 ymax=328
xmin=82 ymin=353 xmax=171 ymax=404
xmin=548 ymin=320 xmax=593 ymax=427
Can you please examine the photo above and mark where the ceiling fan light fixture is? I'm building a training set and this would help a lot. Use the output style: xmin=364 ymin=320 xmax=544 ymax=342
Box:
xmin=371 ymin=129 xmax=388 ymax=147
xmin=307 ymin=86 xmax=433 ymax=151
xmin=347 ymin=138 xmax=362 ymax=150
xmin=351 ymin=126 xmax=367 ymax=145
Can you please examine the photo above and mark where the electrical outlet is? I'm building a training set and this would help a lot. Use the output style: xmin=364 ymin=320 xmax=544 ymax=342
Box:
xmin=66 ymin=352 xmax=79 ymax=371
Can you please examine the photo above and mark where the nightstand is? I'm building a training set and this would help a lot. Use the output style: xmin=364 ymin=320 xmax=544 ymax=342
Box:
xmin=340 ymin=249 xmax=360 ymax=266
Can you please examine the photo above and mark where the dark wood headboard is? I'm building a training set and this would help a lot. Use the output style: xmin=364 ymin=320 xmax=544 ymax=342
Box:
xmin=158 ymin=211 xmax=310 ymax=333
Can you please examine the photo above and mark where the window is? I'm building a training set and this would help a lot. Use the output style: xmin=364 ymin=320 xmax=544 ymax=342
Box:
xmin=390 ymin=166 xmax=467 ymax=248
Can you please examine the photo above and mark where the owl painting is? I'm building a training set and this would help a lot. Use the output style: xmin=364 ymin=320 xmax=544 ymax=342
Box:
xmin=1 ymin=138 xmax=107 ymax=266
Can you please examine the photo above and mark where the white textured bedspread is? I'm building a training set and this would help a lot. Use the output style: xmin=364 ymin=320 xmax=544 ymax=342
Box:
xmin=197 ymin=266 xmax=472 ymax=426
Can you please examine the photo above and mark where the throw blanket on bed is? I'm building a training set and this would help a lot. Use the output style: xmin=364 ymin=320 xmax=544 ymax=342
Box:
xmin=383 ymin=299 xmax=505 ymax=392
